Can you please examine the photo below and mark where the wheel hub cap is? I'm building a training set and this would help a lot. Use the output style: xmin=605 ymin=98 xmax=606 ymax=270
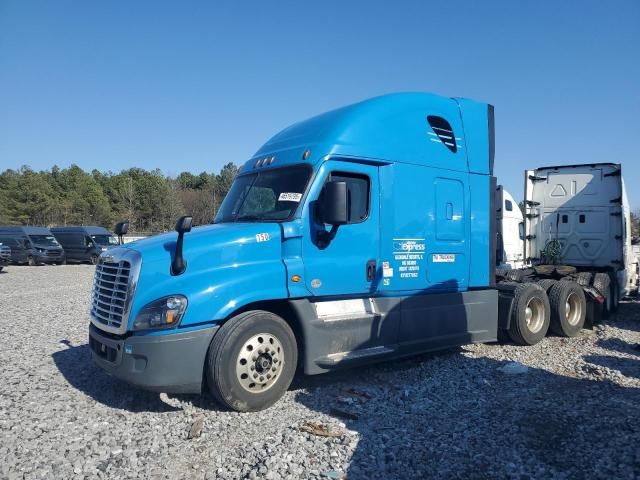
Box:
xmin=236 ymin=333 xmax=284 ymax=393
xmin=525 ymin=297 xmax=545 ymax=333
xmin=565 ymin=292 xmax=582 ymax=326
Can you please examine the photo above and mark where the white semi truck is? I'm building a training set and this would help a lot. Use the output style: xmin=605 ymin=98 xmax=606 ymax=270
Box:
xmin=496 ymin=163 xmax=633 ymax=335
xmin=496 ymin=185 xmax=525 ymax=271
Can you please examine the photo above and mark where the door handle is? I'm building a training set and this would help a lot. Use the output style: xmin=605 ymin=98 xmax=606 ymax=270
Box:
xmin=366 ymin=260 xmax=376 ymax=282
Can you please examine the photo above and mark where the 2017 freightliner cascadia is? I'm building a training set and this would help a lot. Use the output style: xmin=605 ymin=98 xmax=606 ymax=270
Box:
xmin=89 ymin=93 xmax=583 ymax=411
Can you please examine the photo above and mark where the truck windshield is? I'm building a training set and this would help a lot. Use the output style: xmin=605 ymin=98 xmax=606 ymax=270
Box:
xmin=91 ymin=235 xmax=119 ymax=246
xmin=215 ymin=165 xmax=312 ymax=223
xmin=29 ymin=235 xmax=59 ymax=246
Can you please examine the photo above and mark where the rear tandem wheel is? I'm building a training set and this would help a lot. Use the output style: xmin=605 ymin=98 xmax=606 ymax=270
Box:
xmin=507 ymin=282 xmax=551 ymax=346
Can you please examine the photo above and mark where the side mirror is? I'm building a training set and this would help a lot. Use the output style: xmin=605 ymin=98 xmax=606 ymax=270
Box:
xmin=321 ymin=181 xmax=348 ymax=225
xmin=114 ymin=221 xmax=129 ymax=235
xmin=175 ymin=216 xmax=193 ymax=234
xmin=115 ymin=221 xmax=129 ymax=245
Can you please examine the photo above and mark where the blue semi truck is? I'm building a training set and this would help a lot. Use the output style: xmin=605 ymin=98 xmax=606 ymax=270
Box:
xmin=89 ymin=93 xmax=600 ymax=411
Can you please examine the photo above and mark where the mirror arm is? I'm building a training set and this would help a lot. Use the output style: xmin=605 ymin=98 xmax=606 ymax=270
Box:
xmin=316 ymin=224 xmax=340 ymax=248
xmin=171 ymin=231 xmax=187 ymax=275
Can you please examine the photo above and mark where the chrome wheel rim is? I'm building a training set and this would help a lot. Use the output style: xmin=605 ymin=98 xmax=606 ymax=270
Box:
xmin=565 ymin=292 xmax=582 ymax=326
xmin=525 ymin=297 xmax=545 ymax=333
xmin=236 ymin=333 xmax=284 ymax=393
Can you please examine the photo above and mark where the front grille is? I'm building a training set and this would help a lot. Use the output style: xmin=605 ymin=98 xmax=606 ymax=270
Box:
xmin=91 ymin=260 xmax=132 ymax=331
xmin=46 ymin=249 xmax=63 ymax=256
xmin=0 ymin=246 xmax=10 ymax=260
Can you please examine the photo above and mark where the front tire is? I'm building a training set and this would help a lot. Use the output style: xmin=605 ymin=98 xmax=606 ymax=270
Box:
xmin=206 ymin=310 xmax=297 ymax=412
xmin=27 ymin=256 xmax=36 ymax=266
xmin=508 ymin=283 xmax=550 ymax=346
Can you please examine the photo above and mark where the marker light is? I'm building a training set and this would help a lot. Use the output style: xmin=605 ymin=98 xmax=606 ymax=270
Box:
xmin=291 ymin=275 xmax=301 ymax=283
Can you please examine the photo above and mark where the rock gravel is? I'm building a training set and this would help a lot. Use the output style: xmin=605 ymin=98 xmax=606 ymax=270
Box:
xmin=1 ymin=265 xmax=639 ymax=479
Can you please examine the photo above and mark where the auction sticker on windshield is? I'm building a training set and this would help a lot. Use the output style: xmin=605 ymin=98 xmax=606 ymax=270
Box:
xmin=278 ymin=192 xmax=302 ymax=202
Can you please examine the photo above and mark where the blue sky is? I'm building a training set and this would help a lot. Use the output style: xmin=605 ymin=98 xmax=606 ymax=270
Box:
xmin=1 ymin=1 xmax=639 ymax=208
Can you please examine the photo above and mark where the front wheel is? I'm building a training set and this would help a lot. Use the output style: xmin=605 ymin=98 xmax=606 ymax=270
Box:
xmin=27 ymin=256 xmax=36 ymax=266
xmin=90 ymin=255 xmax=99 ymax=265
xmin=206 ymin=310 xmax=297 ymax=412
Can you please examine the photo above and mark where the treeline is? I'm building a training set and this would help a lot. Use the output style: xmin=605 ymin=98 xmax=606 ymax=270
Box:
xmin=0 ymin=163 xmax=238 ymax=233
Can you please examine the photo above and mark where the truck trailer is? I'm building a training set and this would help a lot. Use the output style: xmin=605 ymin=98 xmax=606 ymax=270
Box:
xmin=88 ymin=93 xmax=626 ymax=412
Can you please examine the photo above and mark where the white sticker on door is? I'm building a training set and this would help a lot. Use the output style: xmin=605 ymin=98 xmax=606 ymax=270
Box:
xmin=393 ymin=238 xmax=425 ymax=279
xmin=432 ymin=254 xmax=456 ymax=263
xmin=278 ymin=192 xmax=302 ymax=202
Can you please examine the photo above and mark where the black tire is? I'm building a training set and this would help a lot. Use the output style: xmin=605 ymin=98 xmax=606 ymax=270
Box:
xmin=206 ymin=310 xmax=297 ymax=412
xmin=504 ymin=269 xmax=525 ymax=282
xmin=536 ymin=279 xmax=558 ymax=292
xmin=90 ymin=255 xmax=99 ymax=265
xmin=548 ymin=281 xmax=586 ymax=337
xmin=27 ymin=256 xmax=36 ymax=266
xmin=576 ymin=272 xmax=592 ymax=287
xmin=593 ymin=273 xmax=611 ymax=318
xmin=508 ymin=283 xmax=550 ymax=346
xmin=504 ymin=268 xmax=534 ymax=282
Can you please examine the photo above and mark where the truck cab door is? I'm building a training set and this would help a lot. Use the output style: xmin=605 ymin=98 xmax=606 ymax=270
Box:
xmin=302 ymin=160 xmax=379 ymax=297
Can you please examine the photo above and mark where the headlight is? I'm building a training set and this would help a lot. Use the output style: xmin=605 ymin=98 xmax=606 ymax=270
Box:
xmin=36 ymin=248 xmax=46 ymax=253
xmin=132 ymin=295 xmax=187 ymax=330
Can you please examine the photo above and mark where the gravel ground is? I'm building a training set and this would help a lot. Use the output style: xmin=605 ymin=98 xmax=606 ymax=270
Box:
xmin=1 ymin=265 xmax=639 ymax=480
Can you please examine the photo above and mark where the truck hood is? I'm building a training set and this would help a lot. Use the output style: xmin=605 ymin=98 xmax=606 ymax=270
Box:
xmin=124 ymin=223 xmax=282 ymax=265
xmin=115 ymin=223 xmax=288 ymax=329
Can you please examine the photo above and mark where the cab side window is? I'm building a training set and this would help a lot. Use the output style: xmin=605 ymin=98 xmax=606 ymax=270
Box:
xmin=318 ymin=172 xmax=370 ymax=224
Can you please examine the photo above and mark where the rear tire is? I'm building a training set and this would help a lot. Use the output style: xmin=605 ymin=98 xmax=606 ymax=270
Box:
xmin=593 ymin=273 xmax=611 ymax=318
xmin=508 ymin=283 xmax=550 ymax=346
xmin=536 ymin=279 xmax=558 ymax=292
xmin=576 ymin=272 xmax=592 ymax=287
xmin=206 ymin=310 xmax=297 ymax=412
xmin=548 ymin=281 xmax=586 ymax=337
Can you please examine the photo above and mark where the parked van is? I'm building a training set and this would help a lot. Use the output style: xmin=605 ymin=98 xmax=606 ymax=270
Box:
xmin=0 ymin=242 xmax=10 ymax=272
xmin=0 ymin=226 xmax=65 ymax=265
xmin=51 ymin=226 xmax=118 ymax=264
